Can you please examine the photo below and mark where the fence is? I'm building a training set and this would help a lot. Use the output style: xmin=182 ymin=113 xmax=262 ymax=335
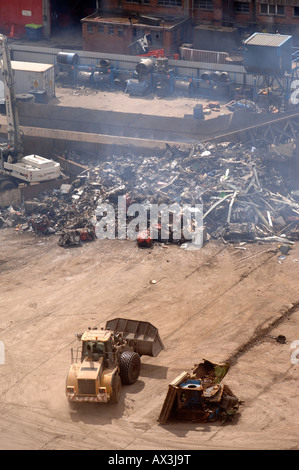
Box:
xmin=180 ymin=47 xmax=229 ymax=64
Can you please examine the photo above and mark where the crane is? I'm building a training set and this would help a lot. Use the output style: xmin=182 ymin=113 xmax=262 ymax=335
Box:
xmin=0 ymin=34 xmax=60 ymax=192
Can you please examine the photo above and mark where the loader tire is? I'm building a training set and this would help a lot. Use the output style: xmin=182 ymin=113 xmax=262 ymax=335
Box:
xmin=0 ymin=180 xmax=18 ymax=192
xmin=119 ymin=351 xmax=141 ymax=385
xmin=110 ymin=373 xmax=121 ymax=403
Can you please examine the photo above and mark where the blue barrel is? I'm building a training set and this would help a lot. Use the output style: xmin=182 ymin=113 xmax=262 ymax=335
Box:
xmin=126 ymin=79 xmax=149 ymax=96
xmin=193 ymin=104 xmax=204 ymax=119
xmin=57 ymin=52 xmax=79 ymax=66
xmin=200 ymin=71 xmax=211 ymax=81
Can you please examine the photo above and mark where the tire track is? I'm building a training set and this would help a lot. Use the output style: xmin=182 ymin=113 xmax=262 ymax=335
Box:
xmin=226 ymin=301 xmax=299 ymax=366
xmin=165 ymin=249 xmax=277 ymax=341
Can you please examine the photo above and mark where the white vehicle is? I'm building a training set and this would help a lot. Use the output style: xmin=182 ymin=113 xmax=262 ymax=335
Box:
xmin=0 ymin=34 xmax=60 ymax=191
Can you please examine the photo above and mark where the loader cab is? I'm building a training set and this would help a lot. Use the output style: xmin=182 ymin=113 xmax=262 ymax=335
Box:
xmin=0 ymin=143 xmax=18 ymax=168
xmin=81 ymin=340 xmax=105 ymax=362
xmin=80 ymin=328 xmax=114 ymax=365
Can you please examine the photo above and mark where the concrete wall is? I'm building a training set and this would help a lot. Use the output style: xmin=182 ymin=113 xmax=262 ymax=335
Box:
xmin=16 ymin=101 xmax=233 ymax=141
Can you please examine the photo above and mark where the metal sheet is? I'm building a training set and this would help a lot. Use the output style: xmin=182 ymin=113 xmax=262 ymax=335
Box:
xmin=244 ymin=33 xmax=292 ymax=48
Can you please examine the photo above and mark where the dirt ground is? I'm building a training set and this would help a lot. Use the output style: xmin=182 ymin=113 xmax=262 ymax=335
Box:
xmin=53 ymin=85 xmax=232 ymax=119
xmin=0 ymin=226 xmax=298 ymax=450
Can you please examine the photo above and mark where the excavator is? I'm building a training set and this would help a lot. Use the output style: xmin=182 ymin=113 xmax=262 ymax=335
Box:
xmin=0 ymin=34 xmax=60 ymax=192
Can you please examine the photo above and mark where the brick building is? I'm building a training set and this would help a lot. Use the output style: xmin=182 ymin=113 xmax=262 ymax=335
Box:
xmin=81 ymin=1 xmax=299 ymax=54
xmin=97 ymin=0 xmax=299 ymax=36
xmin=81 ymin=12 xmax=189 ymax=56
xmin=228 ymin=1 xmax=299 ymax=36
xmin=256 ymin=1 xmax=299 ymax=35
xmin=0 ymin=1 xmax=299 ymax=53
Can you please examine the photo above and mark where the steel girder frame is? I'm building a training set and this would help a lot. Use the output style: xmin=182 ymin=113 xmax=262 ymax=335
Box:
xmin=242 ymin=114 xmax=299 ymax=147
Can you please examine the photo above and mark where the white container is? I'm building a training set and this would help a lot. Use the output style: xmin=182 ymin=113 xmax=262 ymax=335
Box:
xmin=0 ymin=60 xmax=55 ymax=99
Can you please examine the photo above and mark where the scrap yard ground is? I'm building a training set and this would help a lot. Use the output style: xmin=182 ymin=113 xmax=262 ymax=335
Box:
xmin=0 ymin=229 xmax=298 ymax=450
xmin=54 ymin=86 xmax=230 ymax=118
xmin=0 ymin=89 xmax=299 ymax=451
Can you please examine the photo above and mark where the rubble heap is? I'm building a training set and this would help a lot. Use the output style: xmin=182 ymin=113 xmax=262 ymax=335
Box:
xmin=1 ymin=141 xmax=299 ymax=245
xmin=158 ymin=359 xmax=242 ymax=425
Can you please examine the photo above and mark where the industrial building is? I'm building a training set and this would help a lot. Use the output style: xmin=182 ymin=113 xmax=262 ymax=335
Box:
xmin=1 ymin=1 xmax=299 ymax=54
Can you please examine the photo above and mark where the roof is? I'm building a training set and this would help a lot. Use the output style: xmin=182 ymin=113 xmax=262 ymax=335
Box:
xmin=81 ymin=329 xmax=112 ymax=342
xmin=81 ymin=13 xmax=187 ymax=29
xmin=194 ymin=25 xmax=237 ymax=33
xmin=244 ymin=33 xmax=292 ymax=48
xmin=11 ymin=61 xmax=53 ymax=72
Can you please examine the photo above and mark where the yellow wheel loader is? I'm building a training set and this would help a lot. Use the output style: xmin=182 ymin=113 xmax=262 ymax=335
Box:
xmin=66 ymin=318 xmax=164 ymax=405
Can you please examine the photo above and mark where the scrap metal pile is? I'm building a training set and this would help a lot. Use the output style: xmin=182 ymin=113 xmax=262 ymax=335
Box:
xmin=1 ymin=141 xmax=299 ymax=245
xmin=158 ymin=359 xmax=242 ymax=424
xmin=0 ymin=177 xmax=98 ymax=246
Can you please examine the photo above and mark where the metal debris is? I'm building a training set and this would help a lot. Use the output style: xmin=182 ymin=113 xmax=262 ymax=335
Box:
xmin=158 ymin=359 xmax=242 ymax=425
xmin=0 ymin=140 xmax=298 ymax=246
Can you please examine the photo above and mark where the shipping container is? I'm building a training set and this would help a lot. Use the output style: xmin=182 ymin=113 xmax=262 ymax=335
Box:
xmin=0 ymin=60 xmax=55 ymax=100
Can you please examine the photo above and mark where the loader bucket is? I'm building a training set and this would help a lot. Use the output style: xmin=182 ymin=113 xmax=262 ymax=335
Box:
xmin=105 ymin=318 xmax=165 ymax=357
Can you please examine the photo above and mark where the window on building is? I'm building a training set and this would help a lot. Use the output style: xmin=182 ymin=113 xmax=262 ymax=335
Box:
xmin=260 ymin=4 xmax=284 ymax=16
xmin=295 ymin=7 xmax=299 ymax=17
xmin=108 ymin=25 xmax=114 ymax=35
xmin=234 ymin=2 xmax=250 ymax=13
xmin=149 ymin=30 xmax=163 ymax=47
xmin=158 ymin=0 xmax=183 ymax=6
xmin=117 ymin=28 xmax=124 ymax=37
xmin=194 ymin=0 xmax=213 ymax=9
xmin=87 ymin=24 xmax=94 ymax=33
xmin=98 ymin=25 xmax=104 ymax=33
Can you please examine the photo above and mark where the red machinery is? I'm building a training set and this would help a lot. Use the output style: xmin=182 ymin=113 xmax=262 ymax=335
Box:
xmin=138 ymin=49 xmax=166 ymax=58
xmin=137 ymin=229 xmax=153 ymax=248
xmin=137 ymin=223 xmax=162 ymax=248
